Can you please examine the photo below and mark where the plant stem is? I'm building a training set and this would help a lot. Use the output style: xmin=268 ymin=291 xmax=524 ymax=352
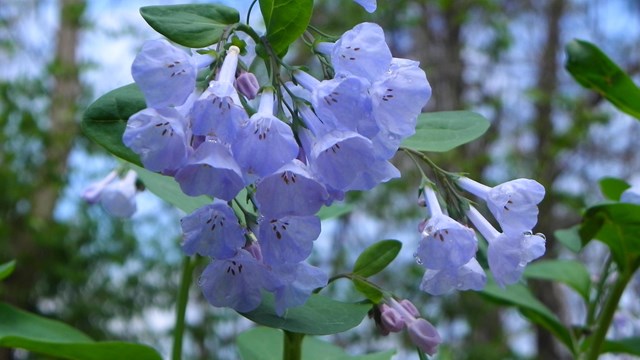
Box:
xmin=283 ymin=331 xmax=304 ymax=360
xmin=172 ymin=256 xmax=196 ymax=360
xmin=584 ymin=268 xmax=633 ymax=360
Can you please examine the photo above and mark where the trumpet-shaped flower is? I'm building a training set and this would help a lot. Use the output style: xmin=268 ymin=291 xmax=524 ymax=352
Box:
xmin=270 ymin=262 xmax=328 ymax=316
xmin=131 ymin=39 xmax=196 ymax=108
xmin=331 ymin=23 xmax=391 ymax=82
xmin=419 ymin=258 xmax=486 ymax=295
xmin=180 ymin=200 xmax=245 ymax=259
xmin=257 ymin=215 xmax=321 ymax=265
xmin=82 ymin=170 xmax=118 ymax=204
xmin=99 ymin=170 xmax=138 ymax=218
xmin=457 ymin=177 xmax=545 ymax=235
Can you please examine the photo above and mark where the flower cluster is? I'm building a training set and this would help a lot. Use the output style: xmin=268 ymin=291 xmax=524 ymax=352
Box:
xmin=416 ymin=178 xmax=546 ymax=294
xmin=123 ymin=22 xmax=431 ymax=314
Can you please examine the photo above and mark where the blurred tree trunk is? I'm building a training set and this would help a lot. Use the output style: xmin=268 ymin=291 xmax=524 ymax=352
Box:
xmin=530 ymin=0 xmax=571 ymax=359
xmin=1 ymin=0 xmax=84 ymax=359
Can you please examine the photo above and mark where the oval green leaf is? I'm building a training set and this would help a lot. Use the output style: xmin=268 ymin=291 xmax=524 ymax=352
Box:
xmin=82 ymin=83 xmax=145 ymax=165
xmin=353 ymin=240 xmax=402 ymax=278
xmin=554 ymin=226 xmax=583 ymax=253
xmin=353 ymin=278 xmax=384 ymax=304
xmin=566 ymin=39 xmax=640 ymax=120
xmin=140 ymin=4 xmax=240 ymax=48
xmin=240 ymin=293 xmax=370 ymax=335
xmin=260 ymin=0 xmax=313 ymax=55
xmin=0 ymin=303 xmax=162 ymax=360
xmin=401 ymin=111 xmax=490 ymax=152
xmin=523 ymin=260 xmax=591 ymax=301
xmin=599 ymin=177 xmax=630 ymax=201
xmin=0 ymin=260 xmax=16 ymax=281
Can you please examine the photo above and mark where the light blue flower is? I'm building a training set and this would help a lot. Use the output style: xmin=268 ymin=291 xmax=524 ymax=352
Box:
xmin=419 ymin=258 xmax=486 ymax=295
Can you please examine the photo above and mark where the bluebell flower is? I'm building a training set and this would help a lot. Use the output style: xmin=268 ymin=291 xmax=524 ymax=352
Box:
xmin=180 ymin=200 xmax=246 ymax=259
xmin=257 ymin=214 xmax=321 ymax=265
xmin=269 ymin=262 xmax=328 ymax=316
xmin=232 ymin=89 xmax=299 ymax=178
xmin=467 ymin=206 xmax=545 ymax=287
xmin=255 ymin=160 xmax=329 ymax=217
xmin=331 ymin=23 xmax=392 ymax=82
xmin=353 ymin=0 xmax=377 ymax=12
xmin=190 ymin=46 xmax=248 ymax=143
xmin=419 ymin=258 xmax=486 ymax=295
xmin=123 ymin=107 xmax=189 ymax=175
xmin=82 ymin=170 xmax=118 ymax=204
xmin=415 ymin=186 xmax=478 ymax=270
xmin=199 ymin=249 xmax=275 ymax=313
xmin=99 ymin=170 xmax=138 ymax=218
xmin=457 ymin=177 xmax=545 ymax=235
xmin=174 ymin=141 xmax=245 ymax=201
xmin=131 ymin=39 xmax=197 ymax=108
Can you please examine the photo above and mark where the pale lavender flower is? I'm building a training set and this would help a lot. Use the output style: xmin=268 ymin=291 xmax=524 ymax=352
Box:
xmin=457 ymin=177 xmax=545 ymax=235
xmin=419 ymin=258 xmax=486 ymax=295
xmin=82 ymin=170 xmax=118 ymax=204
xmin=270 ymin=262 xmax=328 ymax=316
xmin=99 ymin=170 xmax=138 ymax=218
xmin=353 ymin=0 xmax=377 ymax=12
xmin=257 ymin=214 xmax=321 ymax=265
xmin=467 ymin=206 xmax=545 ymax=287
xmin=331 ymin=23 xmax=391 ymax=82
xmin=385 ymin=298 xmax=442 ymax=356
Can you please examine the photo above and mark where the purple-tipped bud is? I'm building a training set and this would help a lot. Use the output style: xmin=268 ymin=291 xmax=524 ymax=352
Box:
xmin=380 ymin=304 xmax=405 ymax=333
xmin=235 ymin=72 xmax=260 ymax=100
xmin=399 ymin=299 xmax=420 ymax=318
xmin=407 ymin=318 xmax=442 ymax=356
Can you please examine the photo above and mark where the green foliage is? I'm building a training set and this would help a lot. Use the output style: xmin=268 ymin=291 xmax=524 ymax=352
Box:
xmin=579 ymin=203 xmax=640 ymax=271
xmin=523 ymin=260 xmax=591 ymax=301
xmin=240 ymin=293 xmax=370 ymax=335
xmin=599 ymin=177 xmax=630 ymax=201
xmin=602 ymin=338 xmax=640 ymax=357
xmin=565 ymin=39 xmax=640 ymax=120
xmin=237 ymin=327 xmax=395 ymax=360
xmin=82 ymin=83 xmax=145 ymax=165
xmin=554 ymin=226 xmax=583 ymax=253
xmin=131 ymin=163 xmax=210 ymax=214
xmin=0 ymin=303 xmax=162 ymax=360
xmin=481 ymin=280 xmax=575 ymax=354
xmin=352 ymin=240 xmax=402 ymax=277
xmin=0 ymin=260 xmax=15 ymax=281
xmin=259 ymin=0 xmax=314 ymax=55
xmin=317 ymin=203 xmax=354 ymax=220
xmin=401 ymin=111 xmax=490 ymax=152
xmin=139 ymin=4 xmax=240 ymax=48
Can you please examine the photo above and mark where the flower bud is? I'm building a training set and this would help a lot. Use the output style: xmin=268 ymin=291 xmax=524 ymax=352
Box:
xmin=380 ymin=304 xmax=405 ymax=333
xmin=235 ymin=72 xmax=260 ymax=100
xmin=407 ymin=318 xmax=441 ymax=356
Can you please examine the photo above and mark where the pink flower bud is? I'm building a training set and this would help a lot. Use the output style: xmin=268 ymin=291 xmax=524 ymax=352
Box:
xmin=380 ymin=304 xmax=405 ymax=333
xmin=399 ymin=299 xmax=420 ymax=318
xmin=407 ymin=318 xmax=441 ymax=356
xmin=235 ymin=72 xmax=260 ymax=100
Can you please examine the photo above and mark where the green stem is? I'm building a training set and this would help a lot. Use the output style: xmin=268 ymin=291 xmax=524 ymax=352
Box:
xmin=283 ymin=331 xmax=304 ymax=360
xmin=172 ymin=256 xmax=196 ymax=360
xmin=584 ymin=268 xmax=633 ymax=360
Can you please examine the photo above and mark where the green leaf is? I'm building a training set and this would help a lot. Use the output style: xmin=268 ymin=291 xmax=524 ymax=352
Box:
xmin=0 ymin=260 xmax=16 ymax=281
xmin=0 ymin=303 xmax=162 ymax=360
xmin=481 ymin=281 xmax=574 ymax=352
xmin=352 ymin=240 xmax=402 ymax=277
xmin=554 ymin=226 xmax=583 ymax=253
xmin=352 ymin=278 xmax=384 ymax=303
xmin=401 ymin=111 xmax=490 ymax=152
xmin=130 ymin=163 xmax=210 ymax=214
xmin=602 ymin=337 xmax=640 ymax=357
xmin=260 ymin=0 xmax=313 ymax=55
xmin=317 ymin=203 xmax=354 ymax=220
xmin=140 ymin=4 xmax=239 ymax=48
xmin=579 ymin=203 xmax=640 ymax=270
xmin=240 ymin=293 xmax=370 ymax=335
xmin=523 ymin=260 xmax=591 ymax=301
xmin=599 ymin=177 xmax=630 ymax=201
xmin=82 ymin=83 xmax=145 ymax=165
xmin=237 ymin=327 xmax=395 ymax=360
xmin=565 ymin=39 xmax=640 ymax=120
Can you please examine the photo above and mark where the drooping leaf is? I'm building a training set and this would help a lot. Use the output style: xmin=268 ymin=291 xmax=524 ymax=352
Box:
xmin=565 ymin=39 xmax=640 ymax=120
xmin=402 ymin=111 xmax=490 ymax=152
xmin=480 ymin=280 xmax=575 ymax=353
xmin=240 ymin=293 xmax=370 ymax=335
xmin=599 ymin=177 xmax=630 ymax=201
xmin=579 ymin=203 xmax=640 ymax=271
xmin=554 ymin=226 xmax=583 ymax=253
xmin=237 ymin=327 xmax=395 ymax=360
xmin=0 ymin=303 xmax=162 ymax=360
xmin=0 ymin=260 xmax=16 ymax=281
xmin=82 ymin=83 xmax=145 ymax=165
xmin=353 ymin=240 xmax=402 ymax=277
xmin=260 ymin=0 xmax=313 ymax=55
xmin=130 ymin=163 xmax=210 ymax=214
xmin=523 ymin=260 xmax=591 ymax=301
xmin=140 ymin=4 xmax=239 ymax=48
xmin=602 ymin=337 xmax=640 ymax=357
